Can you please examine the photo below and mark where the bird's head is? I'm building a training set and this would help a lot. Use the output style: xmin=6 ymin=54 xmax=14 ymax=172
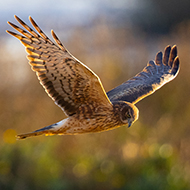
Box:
xmin=113 ymin=101 xmax=139 ymax=128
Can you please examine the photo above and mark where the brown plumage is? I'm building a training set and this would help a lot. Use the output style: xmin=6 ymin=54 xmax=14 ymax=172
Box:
xmin=7 ymin=16 xmax=180 ymax=139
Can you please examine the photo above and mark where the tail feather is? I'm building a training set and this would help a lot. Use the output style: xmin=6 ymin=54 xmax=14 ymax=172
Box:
xmin=17 ymin=131 xmax=48 ymax=140
xmin=17 ymin=124 xmax=56 ymax=139
xmin=16 ymin=119 xmax=67 ymax=139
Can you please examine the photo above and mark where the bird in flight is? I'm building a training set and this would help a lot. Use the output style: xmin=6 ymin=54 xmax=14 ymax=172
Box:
xmin=7 ymin=16 xmax=180 ymax=139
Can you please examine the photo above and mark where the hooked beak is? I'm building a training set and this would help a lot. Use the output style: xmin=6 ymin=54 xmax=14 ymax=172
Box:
xmin=128 ymin=119 xmax=132 ymax=128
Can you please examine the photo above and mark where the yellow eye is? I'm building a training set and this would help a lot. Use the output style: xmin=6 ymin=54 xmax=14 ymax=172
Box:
xmin=126 ymin=113 xmax=131 ymax=118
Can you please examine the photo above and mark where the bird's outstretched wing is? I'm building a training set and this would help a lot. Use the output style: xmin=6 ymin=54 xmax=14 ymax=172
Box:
xmin=7 ymin=15 xmax=112 ymax=116
xmin=107 ymin=45 xmax=180 ymax=104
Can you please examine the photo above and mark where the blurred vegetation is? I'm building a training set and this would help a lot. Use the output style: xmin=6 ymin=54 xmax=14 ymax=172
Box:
xmin=1 ymin=3 xmax=190 ymax=190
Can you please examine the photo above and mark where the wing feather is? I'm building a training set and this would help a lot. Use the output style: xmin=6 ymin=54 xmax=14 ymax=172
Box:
xmin=107 ymin=45 xmax=180 ymax=104
xmin=7 ymin=15 xmax=112 ymax=116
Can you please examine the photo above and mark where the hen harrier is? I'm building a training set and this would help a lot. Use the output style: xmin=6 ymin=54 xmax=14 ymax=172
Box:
xmin=7 ymin=16 xmax=180 ymax=139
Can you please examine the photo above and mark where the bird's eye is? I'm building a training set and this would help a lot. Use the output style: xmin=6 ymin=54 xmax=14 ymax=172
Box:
xmin=126 ymin=113 xmax=131 ymax=118
xmin=120 ymin=105 xmax=132 ymax=123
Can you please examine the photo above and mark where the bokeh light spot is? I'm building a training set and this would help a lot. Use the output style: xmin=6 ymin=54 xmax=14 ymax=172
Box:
xmin=159 ymin=144 xmax=173 ymax=158
xmin=148 ymin=143 xmax=160 ymax=158
xmin=122 ymin=142 xmax=139 ymax=159
xmin=73 ymin=163 xmax=88 ymax=177
xmin=3 ymin=129 xmax=17 ymax=144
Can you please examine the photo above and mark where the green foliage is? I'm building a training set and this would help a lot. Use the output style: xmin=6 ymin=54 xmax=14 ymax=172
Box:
xmin=0 ymin=136 xmax=189 ymax=190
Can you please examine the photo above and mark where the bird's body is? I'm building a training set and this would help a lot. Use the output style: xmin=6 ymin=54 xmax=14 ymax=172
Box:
xmin=17 ymin=101 xmax=138 ymax=139
xmin=7 ymin=16 xmax=180 ymax=139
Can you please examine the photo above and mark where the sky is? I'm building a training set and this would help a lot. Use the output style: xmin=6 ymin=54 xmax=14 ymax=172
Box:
xmin=1 ymin=0 xmax=141 ymax=34
xmin=0 ymin=0 xmax=143 ymax=90
xmin=1 ymin=0 xmax=139 ymax=12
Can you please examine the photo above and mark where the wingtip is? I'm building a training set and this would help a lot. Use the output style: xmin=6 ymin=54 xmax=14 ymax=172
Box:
xmin=157 ymin=51 xmax=162 ymax=57
xmin=6 ymin=30 xmax=19 ymax=38
xmin=14 ymin=15 xmax=20 ymax=22
xmin=163 ymin=45 xmax=171 ymax=65
xmin=51 ymin=30 xmax=58 ymax=40
xmin=173 ymin=56 xmax=180 ymax=71
xmin=6 ymin=30 xmax=11 ymax=34
xmin=7 ymin=21 xmax=15 ymax=27
xmin=155 ymin=51 xmax=163 ymax=65
xmin=175 ymin=56 xmax=179 ymax=64
xmin=172 ymin=44 xmax=177 ymax=49
xmin=165 ymin=45 xmax=171 ymax=48
xmin=51 ymin=29 xmax=55 ymax=35
xmin=171 ymin=45 xmax=177 ymax=55
xmin=29 ymin=16 xmax=33 ymax=22
xmin=164 ymin=45 xmax=171 ymax=53
xmin=168 ymin=45 xmax=178 ymax=67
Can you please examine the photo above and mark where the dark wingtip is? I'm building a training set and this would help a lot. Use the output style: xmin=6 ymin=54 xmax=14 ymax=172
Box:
xmin=172 ymin=56 xmax=180 ymax=75
xmin=14 ymin=15 xmax=22 ymax=24
xmin=6 ymin=30 xmax=11 ymax=34
xmin=14 ymin=15 xmax=18 ymax=19
xmin=6 ymin=30 xmax=14 ymax=35
xmin=166 ymin=45 xmax=171 ymax=48
xmin=147 ymin=60 xmax=155 ymax=66
xmin=51 ymin=30 xmax=57 ymax=39
xmin=6 ymin=30 xmax=20 ymax=39
xmin=28 ymin=16 xmax=33 ymax=22
xmin=171 ymin=45 xmax=177 ymax=56
xmin=29 ymin=16 xmax=36 ymax=26
xmin=155 ymin=51 xmax=163 ymax=65
xmin=168 ymin=45 xmax=178 ymax=67
xmin=163 ymin=45 xmax=171 ymax=65
xmin=7 ymin=21 xmax=15 ymax=27
xmin=164 ymin=45 xmax=172 ymax=55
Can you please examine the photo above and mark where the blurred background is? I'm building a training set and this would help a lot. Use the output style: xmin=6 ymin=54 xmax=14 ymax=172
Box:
xmin=1 ymin=0 xmax=190 ymax=189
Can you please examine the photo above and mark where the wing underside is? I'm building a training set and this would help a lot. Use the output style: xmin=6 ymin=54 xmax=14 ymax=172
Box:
xmin=7 ymin=15 xmax=112 ymax=117
xmin=107 ymin=45 xmax=180 ymax=104
xmin=7 ymin=16 xmax=180 ymax=109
